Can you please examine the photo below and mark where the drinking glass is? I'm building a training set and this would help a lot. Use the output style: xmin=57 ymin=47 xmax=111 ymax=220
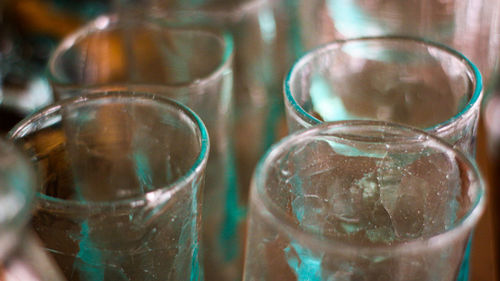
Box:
xmin=291 ymin=0 xmax=500 ymax=93
xmin=116 ymin=3 xmax=298 ymax=277
xmin=243 ymin=120 xmax=486 ymax=281
xmin=47 ymin=14 xmax=234 ymax=280
xmin=0 ymin=138 xmax=65 ymax=281
xmin=284 ymin=36 xmax=482 ymax=156
xmin=8 ymin=91 xmax=209 ymax=281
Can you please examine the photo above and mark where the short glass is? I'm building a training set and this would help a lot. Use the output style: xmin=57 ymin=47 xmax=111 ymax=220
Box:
xmin=0 ymin=138 xmax=65 ymax=281
xmin=47 ymin=15 xmax=233 ymax=281
xmin=243 ymin=121 xmax=486 ymax=281
xmin=9 ymin=91 xmax=209 ymax=281
xmin=284 ymin=36 xmax=482 ymax=156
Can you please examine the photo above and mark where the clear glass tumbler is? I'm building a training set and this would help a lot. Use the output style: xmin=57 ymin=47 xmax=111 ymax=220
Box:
xmin=116 ymin=3 xmax=298 ymax=277
xmin=8 ymin=91 xmax=209 ymax=281
xmin=284 ymin=36 xmax=482 ymax=156
xmin=47 ymin=14 xmax=233 ymax=281
xmin=243 ymin=120 xmax=486 ymax=281
xmin=0 ymin=138 xmax=65 ymax=281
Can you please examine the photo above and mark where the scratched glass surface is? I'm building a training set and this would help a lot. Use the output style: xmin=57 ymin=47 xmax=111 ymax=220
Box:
xmin=243 ymin=121 xmax=485 ymax=281
xmin=9 ymin=92 xmax=208 ymax=281
xmin=284 ymin=37 xmax=482 ymax=156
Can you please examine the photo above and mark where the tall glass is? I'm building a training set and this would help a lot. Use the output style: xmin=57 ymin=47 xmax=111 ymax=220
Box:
xmin=121 ymin=3 xmax=298 ymax=277
xmin=0 ymin=138 xmax=65 ymax=281
xmin=47 ymin=15 xmax=233 ymax=281
xmin=9 ymin=91 xmax=209 ymax=281
xmin=285 ymin=36 xmax=482 ymax=156
xmin=291 ymin=0 xmax=500 ymax=93
xmin=243 ymin=121 xmax=486 ymax=281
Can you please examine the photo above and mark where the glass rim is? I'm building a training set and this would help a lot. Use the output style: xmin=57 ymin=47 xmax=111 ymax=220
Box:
xmin=47 ymin=14 xmax=234 ymax=91
xmin=283 ymin=35 xmax=483 ymax=133
xmin=8 ymin=91 xmax=210 ymax=212
xmin=251 ymin=120 xmax=486 ymax=255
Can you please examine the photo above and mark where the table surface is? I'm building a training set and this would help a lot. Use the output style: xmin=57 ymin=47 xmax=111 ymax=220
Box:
xmin=471 ymin=117 xmax=498 ymax=281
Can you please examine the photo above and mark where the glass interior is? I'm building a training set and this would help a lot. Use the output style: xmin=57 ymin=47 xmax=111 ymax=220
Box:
xmin=287 ymin=38 xmax=476 ymax=129
xmin=258 ymin=122 xmax=483 ymax=248
xmin=10 ymin=92 xmax=206 ymax=202
xmin=49 ymin=16 xmax=228 ymax=87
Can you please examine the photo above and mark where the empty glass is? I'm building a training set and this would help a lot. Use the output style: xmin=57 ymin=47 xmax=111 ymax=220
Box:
xmin=8 ymin=91 xmax=209 ymax=281
xmin=284 ymin=36 xmax=482 ymax=156
xmin=243 ymin=121 xmax=485 ymax=281
xmin=47 ymin=14 xmax=233 ymax=281
xmin=0 ymin=138 xmax=65 ymax=281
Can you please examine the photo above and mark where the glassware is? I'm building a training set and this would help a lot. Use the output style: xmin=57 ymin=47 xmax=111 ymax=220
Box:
xmin=243 ymin=120 xmax=486 ymax=281
xmin=292 ymin=0 xmax=500 ymax=93
xmin=8 ymin=91 xmax=209 ymax=281
xmin=113 ymin=3 xmax=298 ymax=277
xmin=0 ymin=138 xmax=66 ymax=281
xmin=284 ymin=36 xmax=482 ymax=156
xmin=284 ymin=37 xmax=483 ymax=280
xmin=47 ymin=14 xmax=234 ymax=280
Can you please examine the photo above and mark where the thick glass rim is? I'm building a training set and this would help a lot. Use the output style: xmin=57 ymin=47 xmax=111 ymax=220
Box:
xmin=47 ymin=14 xmax=234 ymax=91
xmin=251 ymin=120 xmax=485 ymax=255
xmin=284 ymin=36 xmax=483 ymax=133
xmin=8 ymin=91 xmax=210 ymax=213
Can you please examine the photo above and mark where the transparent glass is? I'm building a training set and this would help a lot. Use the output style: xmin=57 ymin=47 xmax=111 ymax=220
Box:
xmin=285 ymin=36 xmax=483 ymax=156
xmin=243 ymin=121 xmax=486 ymax=281
xmin=0 ymin=138 xmax=65 ymax=281
xmin=47 ymin=15 xmax=234 ymax=281
xmin=292 ymin=0 xmax=500 ymax=92
xmin=8 ymin=91 xmax=209 ymax=281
